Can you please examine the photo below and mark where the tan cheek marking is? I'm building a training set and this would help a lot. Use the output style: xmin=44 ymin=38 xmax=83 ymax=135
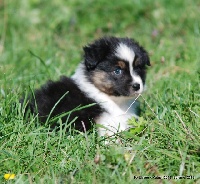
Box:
xmin=91 ymin=71 xmax=114 ymax=95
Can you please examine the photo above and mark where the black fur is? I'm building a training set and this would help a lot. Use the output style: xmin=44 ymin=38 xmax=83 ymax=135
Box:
xmin=25 ymin=76 xmax=103 ymax=131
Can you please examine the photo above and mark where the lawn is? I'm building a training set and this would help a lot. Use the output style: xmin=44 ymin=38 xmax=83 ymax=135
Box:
xmin=0 ymin=0 xmax=200 ymax=183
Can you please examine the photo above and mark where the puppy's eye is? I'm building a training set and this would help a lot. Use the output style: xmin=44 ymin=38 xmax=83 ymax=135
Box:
xmin=114 ymin=68 xmax=122 ymax=75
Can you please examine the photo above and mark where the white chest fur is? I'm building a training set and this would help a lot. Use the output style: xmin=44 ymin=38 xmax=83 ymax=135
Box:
xmin=95 ymin=96 xmax=138 ymax=136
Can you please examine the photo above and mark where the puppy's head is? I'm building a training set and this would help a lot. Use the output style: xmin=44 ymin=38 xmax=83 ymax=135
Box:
xmin=83 ymin=37 xmax=150 ymax=97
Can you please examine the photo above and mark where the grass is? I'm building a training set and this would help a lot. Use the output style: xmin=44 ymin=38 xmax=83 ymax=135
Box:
xmin=0 ymin=0 xmax=200 ymax=183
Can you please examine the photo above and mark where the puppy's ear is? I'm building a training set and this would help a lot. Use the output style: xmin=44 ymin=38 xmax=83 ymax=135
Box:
xmin=83 ymin=38 xmax=111 ymax=70
xmin=144 ymin=54 xmax=151 ymax=66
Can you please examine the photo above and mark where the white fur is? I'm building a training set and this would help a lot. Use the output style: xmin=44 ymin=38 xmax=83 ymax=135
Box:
xmin=72 ymin=62 xmax=139 ymax=137
xmin=115 ymin=43 xmax=135 ymax=63
xmin=115 ymin=43 xmax=144 ymax=93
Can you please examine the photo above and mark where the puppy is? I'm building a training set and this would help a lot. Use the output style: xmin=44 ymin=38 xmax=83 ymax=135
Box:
xmin=25 ymin=37 xmax=150 ymax=137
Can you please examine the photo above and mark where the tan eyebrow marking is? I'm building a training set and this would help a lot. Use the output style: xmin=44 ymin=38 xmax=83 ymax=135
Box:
xmin=133 ymin=57 xmax=140 ymax=67
xmin=117 ymin=61 xmax=126 ymax=69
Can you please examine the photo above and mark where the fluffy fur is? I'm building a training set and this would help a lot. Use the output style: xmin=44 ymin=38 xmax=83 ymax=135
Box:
xmin=24 ymin=36 xmax=150 ymax=137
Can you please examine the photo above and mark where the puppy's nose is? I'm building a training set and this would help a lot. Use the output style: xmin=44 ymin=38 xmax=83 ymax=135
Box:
xmin=132 ymin=83 xmax=140 ymax=91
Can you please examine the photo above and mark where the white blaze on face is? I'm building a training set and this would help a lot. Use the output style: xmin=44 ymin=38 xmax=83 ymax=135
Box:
xmin=115 ymin=43 xmax=144 ymax=93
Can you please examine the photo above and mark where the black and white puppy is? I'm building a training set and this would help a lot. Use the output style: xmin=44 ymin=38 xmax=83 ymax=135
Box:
xmin=26 ymin=37 xmax=150 ymax=137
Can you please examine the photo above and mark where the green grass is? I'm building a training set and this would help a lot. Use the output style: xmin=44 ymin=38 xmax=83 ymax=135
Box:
xmin=0 ymin=0 xmax=200 ymax=183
